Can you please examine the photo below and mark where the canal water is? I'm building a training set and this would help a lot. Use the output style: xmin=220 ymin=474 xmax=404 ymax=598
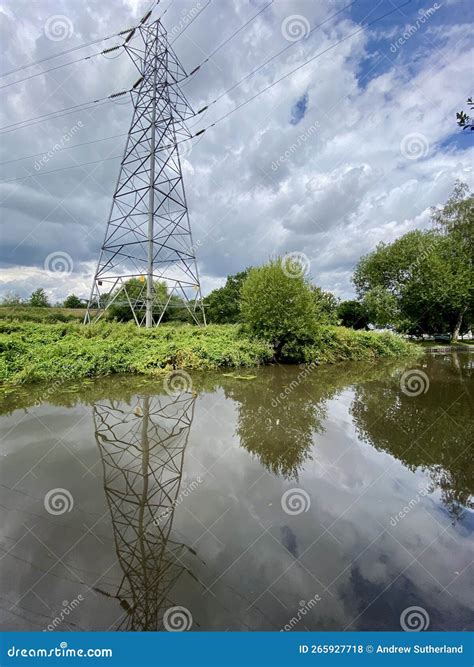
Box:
xmin=0 ymin=353 xmax=472 ymax=631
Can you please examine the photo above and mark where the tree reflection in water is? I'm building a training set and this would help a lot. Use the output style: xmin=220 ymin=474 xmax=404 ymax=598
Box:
xmin=350 ymin=353 xmax=474 ymax=521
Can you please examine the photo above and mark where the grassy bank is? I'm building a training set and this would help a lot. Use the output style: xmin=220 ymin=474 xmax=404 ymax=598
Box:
xmin=0 ymin=320 xmax=419 ymax=385
xmin=0 ymin=305 xmax=86 ymax=323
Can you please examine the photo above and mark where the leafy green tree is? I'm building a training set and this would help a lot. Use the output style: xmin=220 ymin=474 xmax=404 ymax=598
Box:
xmin=204 ymin=269 xmax=250 ymax=323
xmin=108 ymin=278 xmax=168 ymax=322
xmin=353 ymin=183 xmax=474 ymax=339
xmin=29 ymin=288 xmax=50 ymax=308
xmin=363 ymin=286 xmax=399 ymax=328
xmin=456 ymin=96 xmax=473 ymax=131
xmin=63 ymin=294 xmax=84 ymax=308
xmin=1 ymin=293 xmax=24 ymax=306
xmin=337 ymin=300 xmax=368 ymax=329
xmin=311 ymin=286 xmax=339 ymax=324
xmin=240 ymin=259 xmax=316 ymax=359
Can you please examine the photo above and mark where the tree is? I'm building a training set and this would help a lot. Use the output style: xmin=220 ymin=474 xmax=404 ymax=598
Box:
xmin=240 ymin=259 xmax=316 ymax=359
xmin=353 ymin=184 xmax=474 ymax=340
xmin=1 ymin=292 xmax=24 ymax=306
xmin=311 ymin=286 xmax=339 ymax=324
xmin=456 ymin=96 xmax=474 ymax=131
xmin=63 ymin=294 xmax=84 ymax=309
xmin=108 ymin=278 xmax=168 ymax=322
xmin=337 ymin=300 xmax=368 ymax=329
xmin=203 ymin=269 xmax=250 ymax=323
xmin=29 ymin=288 xmax=50 ymax=308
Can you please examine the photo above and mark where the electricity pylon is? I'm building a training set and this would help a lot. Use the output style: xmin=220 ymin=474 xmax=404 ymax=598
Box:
xmin=85 ymin=18 xmax=205 ymax=326
xmin=93 ymin=392 xmax=197 ymax=630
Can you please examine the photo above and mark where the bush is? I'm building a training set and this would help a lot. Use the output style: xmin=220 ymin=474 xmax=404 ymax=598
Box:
xmin=240 ymin=259 xmax=316 ymax=359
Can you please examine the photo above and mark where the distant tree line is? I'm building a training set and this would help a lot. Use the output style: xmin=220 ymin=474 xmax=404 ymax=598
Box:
xmin=2 ymin=182 xmax=471 ymax=341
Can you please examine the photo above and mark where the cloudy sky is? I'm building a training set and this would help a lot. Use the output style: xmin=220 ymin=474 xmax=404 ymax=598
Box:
xmin=0 ymin=0 xmax=473 ymax=303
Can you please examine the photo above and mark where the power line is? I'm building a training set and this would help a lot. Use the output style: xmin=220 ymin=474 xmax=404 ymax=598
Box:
xmin=181 ymin=0 xmax=274 ymax=85
xmin=189 ymin=1 xmax=412 ymax=139
xmin=0 ymin=0 xmax=160 ymax=78
xmin=195 ymin=0 xmax=359 ymax=116
xmin=0 ymin=90 xmax=130 ymax=134
xmin=170 ymin=0 xmax=212 ymax=46
xmin=0 ymin=154 xmax=123 ymax=184
xmin=0 ymin=132 xmax=129 ymax=166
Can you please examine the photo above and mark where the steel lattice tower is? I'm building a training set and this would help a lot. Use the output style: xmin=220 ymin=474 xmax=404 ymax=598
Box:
xmin=85 ymin=18 xmax=205 ymax=326
xmin=94 ymin=392 xmax=197 ymax=630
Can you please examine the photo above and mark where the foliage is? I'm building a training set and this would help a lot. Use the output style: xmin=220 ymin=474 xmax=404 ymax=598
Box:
xmin=0 ymin=321 xmax=417 ymax=385
xmin=63 ymin=294 xmax=84 ymax=309
xmin=353 ymin=183 xmax=474 ymax=339
xmin=0 ymin=306 xmax=85 ymax=323
xmin=1 ymin=293 xmax=24 ymax=306
xmin=203 ymin=269 xmax=250 ymax=323
xmin=107 ymin=278 xmax=168 ymax=322
xmin=337 ymin=300 xmax=368 ymax=329
xmin=456 ymin=96 xmax=474 ymax=131
xmin=240 ymin=259 xmax=317 ymax=359
xmin=311 ymin=286 xmax=339 ymax=325
xmin=29 ymin=288 xmax=50 ymax=308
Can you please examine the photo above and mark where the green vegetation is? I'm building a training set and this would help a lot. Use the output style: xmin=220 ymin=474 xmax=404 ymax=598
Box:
xmin=0 ymin=320 xmax=418 ymax=385
xmin=203 ymin=269 xmax=250 ymax=323
xmin=240 ymin=258 xmax=317 ymax=358
xmin=354 ymin=182 xmax=473 ymax=340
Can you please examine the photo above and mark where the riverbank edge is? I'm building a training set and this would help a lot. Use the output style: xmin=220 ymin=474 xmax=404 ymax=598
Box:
xmin=0 ymin=321 xmax=421 ymax=386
